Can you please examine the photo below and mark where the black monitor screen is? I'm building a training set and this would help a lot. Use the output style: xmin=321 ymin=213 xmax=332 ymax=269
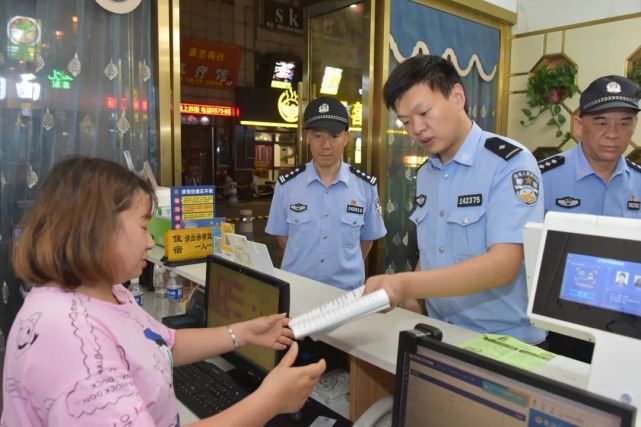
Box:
xmin=205 ymin=256 xmax=289 ymax=375
xmin=532 ymin=230 xmax=641 ymax=340
xmin=393 ymin=330 xmax=636 ymax=426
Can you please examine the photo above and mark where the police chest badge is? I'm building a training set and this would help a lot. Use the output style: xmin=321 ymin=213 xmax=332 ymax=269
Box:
xmin=415 ymin=194 xmax=426 ymax=207
xmin=628 ymin=197 xmax=640 ymax=211
xmin=556 ymin=197 xmax=580 ymax=208
xmin=511 ymin=170 xmax=539 ymax=205
xmin=347 ymin=199 xmax=364 ymax=214
xmin=289 ymin=203 xmax=307 ymax=212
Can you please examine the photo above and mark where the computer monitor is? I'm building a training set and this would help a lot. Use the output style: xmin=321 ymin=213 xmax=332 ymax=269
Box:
xmin=392 ymin=328 xmax=636 ymax=427
xmin=205 ymin=255 xmax=289 ymax=384
xmin=528 ymin=211 xmax=641 ymax=411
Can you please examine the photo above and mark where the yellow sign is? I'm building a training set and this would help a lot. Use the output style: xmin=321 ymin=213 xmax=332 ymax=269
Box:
xmin=220 ymin=222 xmax=235 ymax=255
xmin=278 ymin=87 xmax=298 ymax=123
xmin=164 ymin=227 xmax=213 ymax=262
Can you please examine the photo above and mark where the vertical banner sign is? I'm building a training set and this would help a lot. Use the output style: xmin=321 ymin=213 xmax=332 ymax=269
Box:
xmin=171 ymin=185 xmax=216 ymax=229
xmin=181 ymin=38 xmax=243 ymax=89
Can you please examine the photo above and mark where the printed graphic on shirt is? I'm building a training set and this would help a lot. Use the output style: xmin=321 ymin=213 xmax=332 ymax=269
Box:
xmin=511 ymin=170 xmax=539 ymax=205
xmin=144 ymin=328 xmax=174 ymax=387
xmin=5 ymin=376 xmax=56 ymax=420
xmin=415 ymin=194 xmax=426 ymax=207
xmin=289 ymin=203 xmax=307 ymax=212
xmin=628 ymin=197 xmax=640 ymax=210
xmin=556 ymin=196 xmax=581 ymax=208
xmin=65 ymin=296 xmax=139 ymax=420
xmin=15 ymin=312 xmax=41 ymax=357
xmin=457 ymin=194 xmax=482 ymax=207
xmin=347 ymin=200 xmax=364 ymax=214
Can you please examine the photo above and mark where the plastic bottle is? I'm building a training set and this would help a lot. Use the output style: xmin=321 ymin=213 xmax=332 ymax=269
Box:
xmin=154 ymin=265 xmax=169 ymax=320
xmin=166 ymin=271 xmax=183 ymax=316
xmin=129 ymin=277 xmax=144 ymax=306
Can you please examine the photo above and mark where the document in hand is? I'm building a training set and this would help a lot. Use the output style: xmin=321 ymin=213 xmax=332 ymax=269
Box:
xmin=288 ymin=286 xmax=390 ymax=339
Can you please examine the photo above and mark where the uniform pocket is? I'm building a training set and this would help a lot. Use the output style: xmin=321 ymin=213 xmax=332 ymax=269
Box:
xmin=340 ymin=212 xmax=364 ymax=248
xmin=286 ymin=211 xmax=313 ymax=248
xmin=446 ymin=207 xmax=487 ymax=258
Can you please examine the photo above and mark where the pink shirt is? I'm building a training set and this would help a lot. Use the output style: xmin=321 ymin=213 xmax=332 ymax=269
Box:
xmin=1 ymin=285 xmax=178 ymax=426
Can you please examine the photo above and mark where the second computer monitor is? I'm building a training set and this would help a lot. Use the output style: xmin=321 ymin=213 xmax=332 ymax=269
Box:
xmin=205 ymin=255 xmax=290 ymax=375
xmin=392 ymin=329 xmax=636 ymax=426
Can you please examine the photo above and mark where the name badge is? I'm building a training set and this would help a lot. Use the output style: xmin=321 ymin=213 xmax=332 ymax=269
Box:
xmin=347 ymin=204 xmax=364 ymax=214
xmin=556 ymin=197 xmax=581 ymax=208
xmin=628 ymin=200 xmax=640 ymax=210
xmin=457 ymin=194 xmax=482 ymax=207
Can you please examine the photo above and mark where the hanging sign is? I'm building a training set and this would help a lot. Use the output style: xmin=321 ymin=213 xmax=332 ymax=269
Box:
xmin=95 ymin=0 xmax=143 ymax=14
xmin=181 ymin=38 xmax=242 ymax=89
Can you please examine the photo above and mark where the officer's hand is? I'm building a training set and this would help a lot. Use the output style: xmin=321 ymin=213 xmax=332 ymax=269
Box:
xmin=363 ymin=274 xmax=403 ymax=309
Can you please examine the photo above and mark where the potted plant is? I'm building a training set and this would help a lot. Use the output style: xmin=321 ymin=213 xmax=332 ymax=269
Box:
xmin=628 ymin=60 xmax=641 ymax=87
xmin=520 ymin=64 xmax=579 ymax=144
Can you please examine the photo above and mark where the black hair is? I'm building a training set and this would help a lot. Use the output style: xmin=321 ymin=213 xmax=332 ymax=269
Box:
xmin=383 ymin=55 xmax=466 ymax=112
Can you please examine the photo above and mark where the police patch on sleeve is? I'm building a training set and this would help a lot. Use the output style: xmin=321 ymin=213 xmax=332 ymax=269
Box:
xmin=511 ymin=170 xmax=539 ymax=205
xmin=375 ymin=198 xmax=382 ymax=216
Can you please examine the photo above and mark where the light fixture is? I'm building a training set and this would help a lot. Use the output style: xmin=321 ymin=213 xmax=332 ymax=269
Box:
xmin=16 ymin=73 xmax=41 ymax=100
xmin=0 ymin=77 xmax=6 ymax=100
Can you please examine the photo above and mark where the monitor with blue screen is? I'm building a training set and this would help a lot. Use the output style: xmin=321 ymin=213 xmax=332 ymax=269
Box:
xmin=392 ymin=328 xmax=636 ymax=427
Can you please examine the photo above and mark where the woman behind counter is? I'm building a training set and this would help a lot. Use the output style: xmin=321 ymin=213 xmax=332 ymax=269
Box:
xmin=2 ymin=157 xmax=325 ymax=426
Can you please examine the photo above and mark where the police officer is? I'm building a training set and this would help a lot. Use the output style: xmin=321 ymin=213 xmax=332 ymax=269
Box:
xmin=539 ymin=75 xmax=641 ymax=217
xmin=364 ymin=55 xmax=546 ymax=345
xmin=265 ymin=97 xmax=387 ymax=290
xmin=538 ymin=75 xmax=641 ymax=361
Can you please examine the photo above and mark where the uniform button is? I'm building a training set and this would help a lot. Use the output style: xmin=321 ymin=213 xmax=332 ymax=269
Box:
xmin=320 ymin=258 xmax=325 ymax=263
xmin=324 ymin=212 xmax=329 ymax=217
xmin=352 ymin=221 xmax=357 ymax=225
xmin=439 ymin=210 xmax=445 ymax=217
xmin=443 ymin=173 xmax=449 ymax=180
xmin=463 ymin=218 xmax=469 ymax=224
xmin=325 ymin=190 xmax=329 ymax=194
xmin=322 ymin=235 xmax=327 ymax=239
xmin=294 ymin=219 xmax=299 ymax=224
xmin=438 ymin=246 xmax=445 ymax=253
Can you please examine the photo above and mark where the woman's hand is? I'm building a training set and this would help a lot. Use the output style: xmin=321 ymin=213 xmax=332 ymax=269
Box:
xmin=255 ymin=342 xmax=326 ymax=414
xmin=234 ymin=313 xmax=294 ymax=350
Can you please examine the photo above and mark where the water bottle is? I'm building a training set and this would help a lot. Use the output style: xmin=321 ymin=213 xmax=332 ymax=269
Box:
xmin=166 ymin=272 xmax=183 ymax=316
xmin=154 ymin=265 xmax=169 ymax=320
xmin=129 ymin=277 xmax=144 ymax=306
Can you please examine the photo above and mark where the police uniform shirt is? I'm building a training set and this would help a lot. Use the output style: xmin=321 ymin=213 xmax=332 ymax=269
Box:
xmin=539 ymin=143 xmax=641 ymax=217
xmin=409 ymin=123 xmax=546 ymax=344
xmin=266 ymin=160 xmax=387 ymax=290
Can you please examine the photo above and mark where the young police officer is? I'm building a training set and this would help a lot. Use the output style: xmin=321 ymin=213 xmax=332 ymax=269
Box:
xmin=538 ymin=75 xmax=641 ymax=361
xmin=364 ymin=55 xmax=546 ymax=345
xmin=266 ymin=97 xmax=386 ymax=290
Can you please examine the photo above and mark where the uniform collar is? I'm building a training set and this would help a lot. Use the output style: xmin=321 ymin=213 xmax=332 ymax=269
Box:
xmin=305 ymin=160 xmax=349 ymax=186
xmin=575 ymin=142 xmax=626 ymax=181
xmin=428 ymin=122 xmax=481 ymax=169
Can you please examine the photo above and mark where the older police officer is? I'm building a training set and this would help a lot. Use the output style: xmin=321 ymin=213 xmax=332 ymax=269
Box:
xmin=364 ymin=55 xmax=546 ymax=345
xmin=538 ymin=75 xmax=641 ymax=361
xmin=539 ymin=75 xmax=641 ymax=217
xmin=265 ymin=97 xmax=386 ymax=290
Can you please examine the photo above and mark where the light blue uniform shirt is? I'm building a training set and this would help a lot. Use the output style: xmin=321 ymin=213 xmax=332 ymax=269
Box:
xmin=266 ymin=160 xmax=387 ymax=290
xmin=539 ymin=143 xmax=641 ymax=217
xmin=409 ymin=123 xmax=546 ymax=344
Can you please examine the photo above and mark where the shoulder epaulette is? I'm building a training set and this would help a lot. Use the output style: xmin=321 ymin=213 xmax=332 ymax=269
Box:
xmin=538 ymin=155 xmax=565 ymax=173
xmin=484 ymin=137 xmax=522 ymax=161
xmin=277 ymin=165 xmax=306 ymax=185
xmin=627 ymin=159 xmax=641 ymax=174
xmin=349 ymin=166 xmax=377 ymax=185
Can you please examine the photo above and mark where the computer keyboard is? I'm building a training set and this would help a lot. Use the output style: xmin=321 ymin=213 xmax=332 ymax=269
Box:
xmin=173 ymin=361 xmax=249 ymax=419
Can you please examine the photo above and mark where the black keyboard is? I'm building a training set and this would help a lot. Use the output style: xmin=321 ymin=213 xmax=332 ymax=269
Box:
xmin=173 ymin=361 xmax=249 ymax=419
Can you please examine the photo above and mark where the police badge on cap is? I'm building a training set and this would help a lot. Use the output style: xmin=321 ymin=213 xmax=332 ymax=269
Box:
xmin=579 ymin=75 xmax=641 ymax=116
xmin=303 ymin=96 xmax=349 ymax=133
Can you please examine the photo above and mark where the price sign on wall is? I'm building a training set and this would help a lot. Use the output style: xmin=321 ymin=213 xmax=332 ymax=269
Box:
xmin=170 ymin=185 xmax=215 ymax=229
